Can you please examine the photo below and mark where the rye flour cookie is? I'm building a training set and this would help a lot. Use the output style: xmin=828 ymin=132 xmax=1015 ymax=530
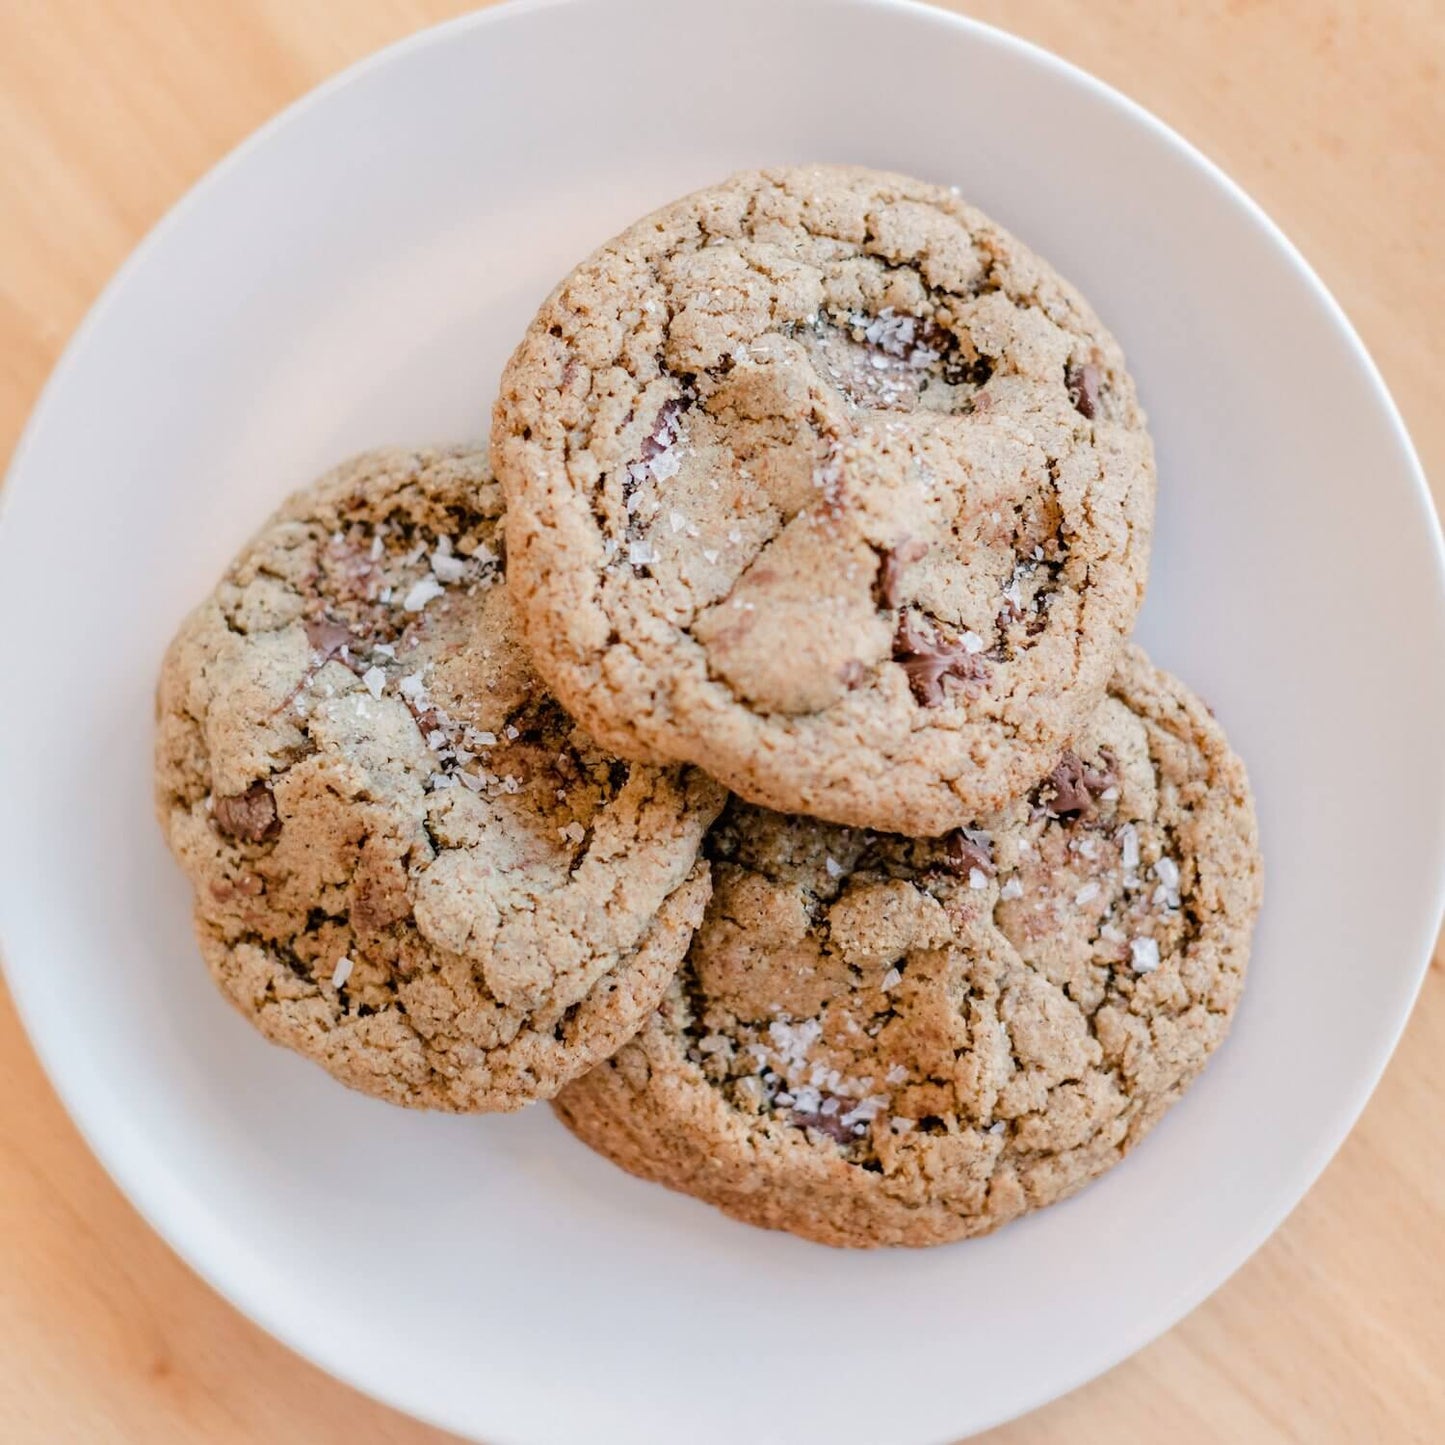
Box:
xmin=155 ymin=446 xmax=725 ymax=1111
xmin=554 ymin=646 xmax=1260 ymax=1246
xmin=494 ymin=164 xmax=1155 ymax=834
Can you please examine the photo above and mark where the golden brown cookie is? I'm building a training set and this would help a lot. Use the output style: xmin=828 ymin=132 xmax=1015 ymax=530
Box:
xmin=155 ymin=446 xmax=725 ymax=1111
xmin=494 ymin=165 xmax=1155 ymax=835
xmin=554 ymin=647 xmax=1260 ymax=1246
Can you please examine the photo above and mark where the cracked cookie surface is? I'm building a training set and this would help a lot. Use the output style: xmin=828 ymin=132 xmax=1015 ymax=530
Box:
xmin=155 ymin=446 xmax=725 ymax=1111
xmin=494 ymin=165 xmax=1155 ymax=835
xmin=554 ymin=646 xmax=1260 ymax=1247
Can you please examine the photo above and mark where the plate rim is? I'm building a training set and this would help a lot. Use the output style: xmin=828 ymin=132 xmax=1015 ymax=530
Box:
xmin=2 ymin=0 xmax=1443 ymax=1440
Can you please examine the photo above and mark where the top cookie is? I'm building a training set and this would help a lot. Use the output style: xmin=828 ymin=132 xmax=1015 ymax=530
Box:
xmin=155 ymin=446 xmax=724 ymax=1112
xmin=494 ymin=164 xmax=1155 ymax=835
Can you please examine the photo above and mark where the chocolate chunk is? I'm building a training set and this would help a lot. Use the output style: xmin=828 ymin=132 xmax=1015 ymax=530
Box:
xmin=791 ymin=1109 xmax=860 ymax=1145
xmin=898 ymin=315 xmax=993 ymax=388
xmin=1066 ymin=362 xmax=1101 ymax=420
xmin=945 ymin=830 xmax=995 ymax=877
xmin=874 ymin=537 xmax=930 ymax=609
xmin=304 ymin=615 xmax=357 ymax=661
xmin=638 ymin=397 xmax=690 ymax=462
xmin=893 ymin=614 xmax=991 ymax=707
xmin=1038 ymin=751 xmax=1116 ymax=819
xmin=212 ymin=781 xmax=280 ymax=842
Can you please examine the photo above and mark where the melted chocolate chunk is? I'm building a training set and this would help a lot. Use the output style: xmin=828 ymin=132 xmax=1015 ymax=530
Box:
xmin=213 ymin=781 xmax=280 ymax=842
xmin=1066 ymin=362 xmax=1101 ymax=420
xmin=1038 ymin=751 xmax=1116 ymax=819
xmin=304 ymin=615 xmax=358 ymax=661
xmin=791 ymin=1109 xmax=860 ymax=1145
xmin=945 ymin=830 xmax=995 ymax=877
xmin=874 ymin=537 xmax=930 ymax=610
xmin=638 ymin=396 xmax=690 ymax=463
xmin=835 ymin=310 xmax=994 ymax=393
xmin=894 ymin=614 xmax=991 ymax=707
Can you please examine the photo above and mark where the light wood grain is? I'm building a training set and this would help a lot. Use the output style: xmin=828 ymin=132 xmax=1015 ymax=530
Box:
xmin=2 ymin=1 xmax=1442 ymax=1440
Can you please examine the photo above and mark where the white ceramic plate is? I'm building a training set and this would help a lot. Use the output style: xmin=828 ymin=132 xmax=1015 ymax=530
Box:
xmin=3 ymin=1 xmax=1442 ymax=1441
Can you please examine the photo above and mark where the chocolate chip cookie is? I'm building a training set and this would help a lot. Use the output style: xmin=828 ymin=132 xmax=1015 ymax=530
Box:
xmin=494 ymin=165 xmax=1155 ymax=835
xmin=553 ymin=646 xmax=1260 ymax=1246
xmin=155 ymin=446 xmax=725 ymax=1111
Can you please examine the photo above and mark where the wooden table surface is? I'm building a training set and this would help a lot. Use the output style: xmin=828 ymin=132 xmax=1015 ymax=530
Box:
xmin=2 ymin=1 xmax=1442 ymax=1440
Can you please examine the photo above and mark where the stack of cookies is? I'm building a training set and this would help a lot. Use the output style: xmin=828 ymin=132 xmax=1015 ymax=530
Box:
xmin=156 ymin=166 xmax=1261 ymax=1247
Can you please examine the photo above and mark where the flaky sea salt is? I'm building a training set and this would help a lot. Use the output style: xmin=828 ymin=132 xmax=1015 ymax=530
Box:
xmin=1119 ymin=822 xmax=1140 ymax=870
xmin=650 ymin=448 xmax=682 ymax=482
xmin=1075 ymin=881 xmax=1101 ymax=905
xmin=330 ymin=956 xmax=353 ymax=988
xmin=402 ymin=575 xmax=444 ymax=612
xmin=824 ymin=855 xmax=844 ymax=879
xmin=361 ymin=666 xmax=386 ymax=699
xmin=1130 ymin=936 xmax=1161 ymax=973
xmin=840 ymin=1096 xmax=886 ymax=1128
xmin=1000 ymin=877 xmax=1024 ymax=901
xmin=398 ymin=672 xmax=427 ymax=700
xmin=628 ymin=539 xmax=657 ymax=567
xmin=969 ymin=867 xmax=989 ymax=890
xmin=863 ymin=309 xmax=916 ymax=351
xmin=767 ymin=1017 xmax=823 ymax=1069
xmin=430 ymin=536 xmax=468 ymax=583
xmin=959 ymin=630 xmax=985 ymax=654
xmin=881 ymin=967 xmax=902 ymax=991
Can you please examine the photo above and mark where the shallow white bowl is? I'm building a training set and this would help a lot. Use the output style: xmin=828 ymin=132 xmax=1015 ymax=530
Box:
xmin=3 ymin=1 xmax=1443 ymax=1441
